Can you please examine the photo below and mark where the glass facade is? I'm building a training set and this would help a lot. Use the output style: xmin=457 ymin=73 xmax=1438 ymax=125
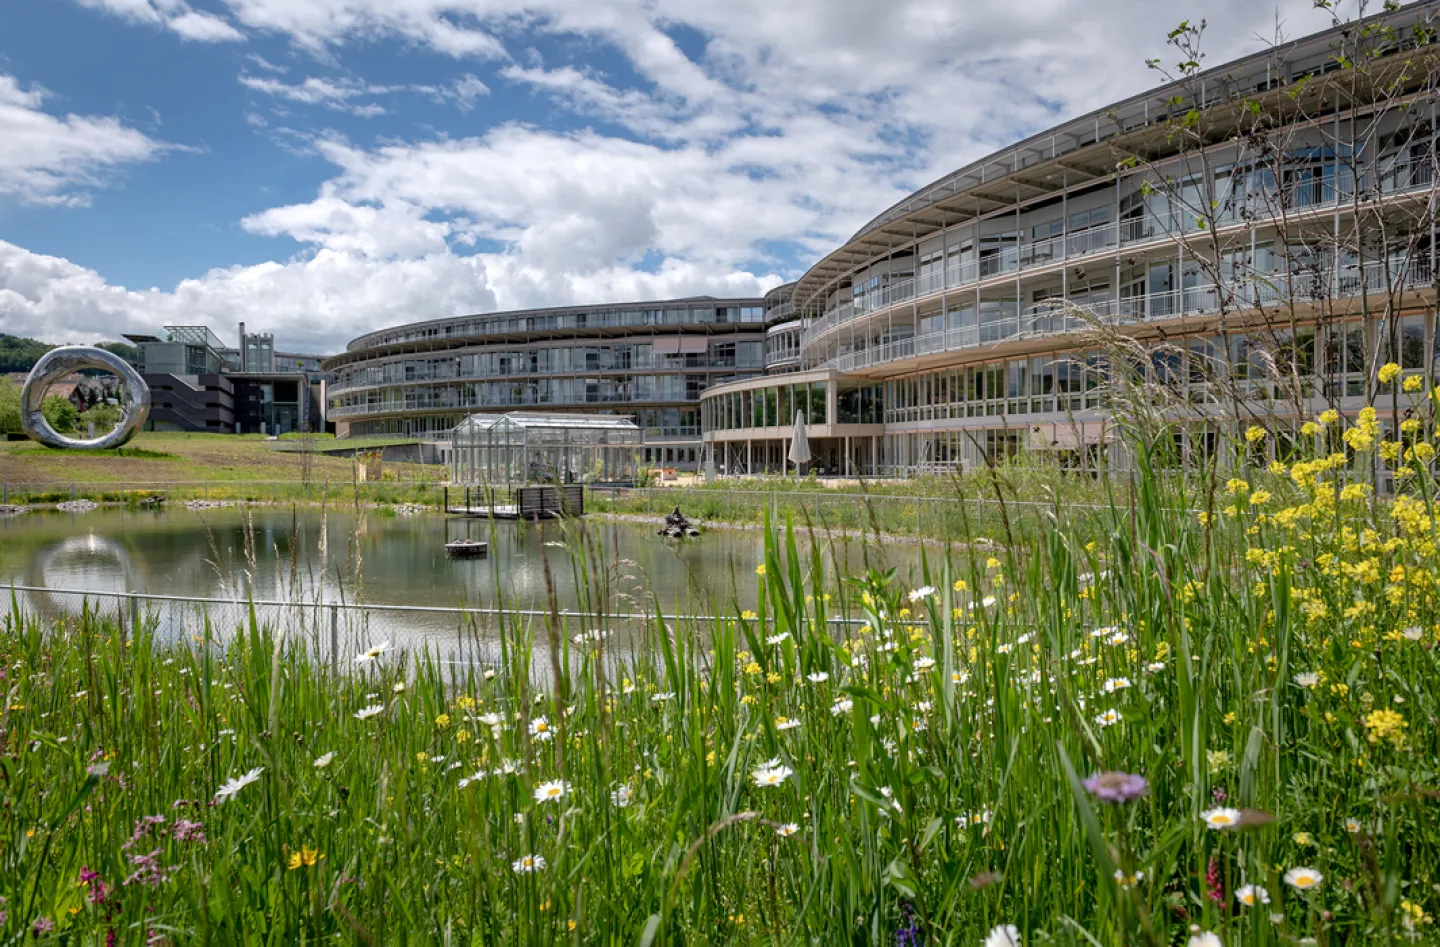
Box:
xmin=327 ymin=298 xmax=768 ymax=460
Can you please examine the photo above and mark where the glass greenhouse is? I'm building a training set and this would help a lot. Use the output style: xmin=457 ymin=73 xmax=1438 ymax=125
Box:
xmin=449 ymin=412 xmax=643 ymax=485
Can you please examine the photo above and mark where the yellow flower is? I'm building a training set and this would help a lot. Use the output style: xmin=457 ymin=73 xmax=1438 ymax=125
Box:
xmin=1318 ymin=409 xmax=1339 ymax=426
xmin=1301 ymin=421 xmax=1320 ymax=436
xmin=1403 ymin=374 xmax=1424 ymax=393
xmin=1363 ymin=708 xmax=1407 ymax=747
xmin=1378 ymin=362 xmax=1401 ymax=384
xmin=434 ymin=714 xmax=451 ymax=729
xmin=740 ymin=610 xmax=758 ymax=621
xmin=755 ymin=563 xmax=766 ymax=577
xmin=455 ymin=729 xmax=471 ymax=744
xmin=1245 ymin=425 xmax=1267 ymax=443
xmin=287 ymin=846 xmax=321 ymax=870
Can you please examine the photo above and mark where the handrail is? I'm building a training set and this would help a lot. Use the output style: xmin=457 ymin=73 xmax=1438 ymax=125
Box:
xmin=817 ymin=257 xmax=1435 ymax=373
xmin=1 ymin=581 xmax=867 ymax=626
xmin=800 ymin=162 xmax=1436 ymax=352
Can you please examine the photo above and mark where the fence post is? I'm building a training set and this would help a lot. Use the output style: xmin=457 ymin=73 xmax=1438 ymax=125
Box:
xmin=72 ymin=482 xmax=77 ymax=502
xmin=129 ymin=593 xmax=139 ymax=635
xmin=2 ymin=483 xmax=6 ymax=504
xmin=330 ymin=604 xmax=339 ymax=674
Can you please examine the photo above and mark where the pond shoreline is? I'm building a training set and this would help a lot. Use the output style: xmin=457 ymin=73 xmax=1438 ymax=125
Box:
xmin=586 ymin=511 xmax=1001 ymax=549
xmin=3 ymin=496 xmax=1002 ymax=545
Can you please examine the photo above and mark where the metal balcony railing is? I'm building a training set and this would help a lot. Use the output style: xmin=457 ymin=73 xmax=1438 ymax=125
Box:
xmin=800 ymin=158 xmax=1437 ymax=353
xmin=818 ymin=258 xmax=1435 ymax=374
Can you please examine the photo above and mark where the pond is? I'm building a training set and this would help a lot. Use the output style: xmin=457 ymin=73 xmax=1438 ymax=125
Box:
xmin=0 ymin=506 xmax=932 ymax=661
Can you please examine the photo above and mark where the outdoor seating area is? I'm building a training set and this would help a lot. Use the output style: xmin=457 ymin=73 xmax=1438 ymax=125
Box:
xmin=448 ymin=412 xmax=643 ymax=486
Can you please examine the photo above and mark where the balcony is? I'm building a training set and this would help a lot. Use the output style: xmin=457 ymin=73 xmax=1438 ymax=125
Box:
xmin=821 ymin=257 xmax=1435 ymax=374
xmin=801 ymin=157 xmax=1436 ymax=353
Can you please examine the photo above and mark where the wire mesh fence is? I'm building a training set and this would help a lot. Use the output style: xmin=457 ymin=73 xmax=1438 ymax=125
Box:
xmin=4 ymin=584 xmax=869 ymax=674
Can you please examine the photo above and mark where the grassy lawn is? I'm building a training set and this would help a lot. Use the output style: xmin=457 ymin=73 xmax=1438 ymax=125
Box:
xmin=1 ymin=399 xmax=1438 ymax=943
xmin=0 ymin=432 xmax=441 ymax=486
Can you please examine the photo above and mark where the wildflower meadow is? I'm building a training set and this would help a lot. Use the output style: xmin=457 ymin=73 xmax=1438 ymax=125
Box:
xmin=3 ymin=373 xmax=1440 ymax=944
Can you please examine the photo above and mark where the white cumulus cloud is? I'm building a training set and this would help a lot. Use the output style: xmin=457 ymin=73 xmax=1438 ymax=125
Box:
xmin=75 ymin=0 xmax=246 ymax=42
xmin=0 ymin=74 xmax=172 ymax=207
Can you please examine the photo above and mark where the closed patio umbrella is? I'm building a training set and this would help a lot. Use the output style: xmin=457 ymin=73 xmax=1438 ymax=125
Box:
xmin=787 ymin=410 xmax=811 ymax=475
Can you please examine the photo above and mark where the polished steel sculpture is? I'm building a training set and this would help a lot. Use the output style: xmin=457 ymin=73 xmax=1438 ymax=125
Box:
xmin=20 ymin=346 xmax=150 ymax=449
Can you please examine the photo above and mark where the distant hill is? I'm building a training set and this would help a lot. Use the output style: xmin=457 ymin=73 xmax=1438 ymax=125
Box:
xmin=0 ymin=334 xmax=140 ymax=374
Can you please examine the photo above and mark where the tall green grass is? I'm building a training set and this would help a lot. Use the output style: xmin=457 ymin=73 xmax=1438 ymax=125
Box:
xmin=1 ymin=406 xmax=1438 ymax=945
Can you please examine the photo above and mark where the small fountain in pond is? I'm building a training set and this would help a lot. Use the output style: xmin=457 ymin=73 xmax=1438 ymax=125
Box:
xmin=657 ymin=506 xmax=700 ymax=539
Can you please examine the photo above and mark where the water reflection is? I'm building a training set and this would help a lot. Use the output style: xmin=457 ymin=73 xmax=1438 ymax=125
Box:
xmin=0 ymin=507 xmax=926 ymax=658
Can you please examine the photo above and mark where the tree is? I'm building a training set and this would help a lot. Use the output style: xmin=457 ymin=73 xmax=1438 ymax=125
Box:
xmin=0 ymin=334 xmax=56 ymax=373
xmin=42 ymin=395 xmax=79 ymax=434
xmin=0 ymin=379 xmax=19 ymax=435
xmin=82 ymin=403 xmax=123 ymax=435
xmin=94 ymin=341 xmax=141 ymax=366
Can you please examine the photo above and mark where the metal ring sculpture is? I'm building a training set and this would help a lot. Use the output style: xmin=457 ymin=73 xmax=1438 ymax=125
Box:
xmin=21 ymin=346 xmax=150 ymax=449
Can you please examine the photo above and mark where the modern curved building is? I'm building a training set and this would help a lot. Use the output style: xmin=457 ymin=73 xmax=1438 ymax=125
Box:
xmin=701 ymin=2 xmax=1440 ymax=476
xmin=323 ymin=297 xmax=767 ymax=468
xmin=332 ymin=4 xmax=1440 ymax=481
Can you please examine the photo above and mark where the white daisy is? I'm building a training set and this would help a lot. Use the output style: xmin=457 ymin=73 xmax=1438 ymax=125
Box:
xmin=983 ymin=924 xmax=1020 ymax=947
xmin=914 ymin=657 xmax=936 ymax=671
xmin=751 ymin=764 xmax=794 ymax=787
xmin=1094 ymin=709 xmax=1121 ymax=727
xmin=651 ymin=692 xmax=676 ymax=703
xmin=766 ymin=632 xmax=791 ymax=646
xmin=313 ymin=752 xmax=335 ymax=769
xmin=830 ymin=698 xmax=853 ymax=716
xmin=354 ymin=641 xmax=391 ymax=664
xmin=806 ymin=671 xmax=830 ymax=683
xmin=1114 ymin=868 xmax=1145 ymax=889
xmin=907 ymin=586 xmax=936 ymax=603
xmin=354 ymin=704 xmax=384 ymax=720
xmin=478 ymin=712 xmax=505 ymax=728
xmin=775 ymin=718 xmax=801 ymax=731
xmin=1294 ymin=672 xmax=1319 ymax=688
xmin=610 ymin=784 xmax=632 ymax=808
xmin=1201 ymin=807 xmax=1242 ymax=830
xmin=775 ymin=822 xmax=800 ymax=837
xmin=1235 ymin=884 xmax=1271 ymax=907
xmin=1401 ymin=626 xmax=1423 ymax=641
xmin=1187 ymin=932 xmax=1222 ymax=947
xmin=512 ymin=854 xmax=546 ymax=874
xmin=1103 ymin=677 xmax=1131 ymax=693
xmin=214 ymin=766 xmax=264 ymax=804
xmin=529 ymin=717 xmax=554 ymax=742
xmin=533 ymin=780 xmax=569 ymax=804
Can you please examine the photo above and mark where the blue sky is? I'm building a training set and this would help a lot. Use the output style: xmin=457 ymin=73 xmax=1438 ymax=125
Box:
xmin=0 ymin=0 xmax=1337 ymax=355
